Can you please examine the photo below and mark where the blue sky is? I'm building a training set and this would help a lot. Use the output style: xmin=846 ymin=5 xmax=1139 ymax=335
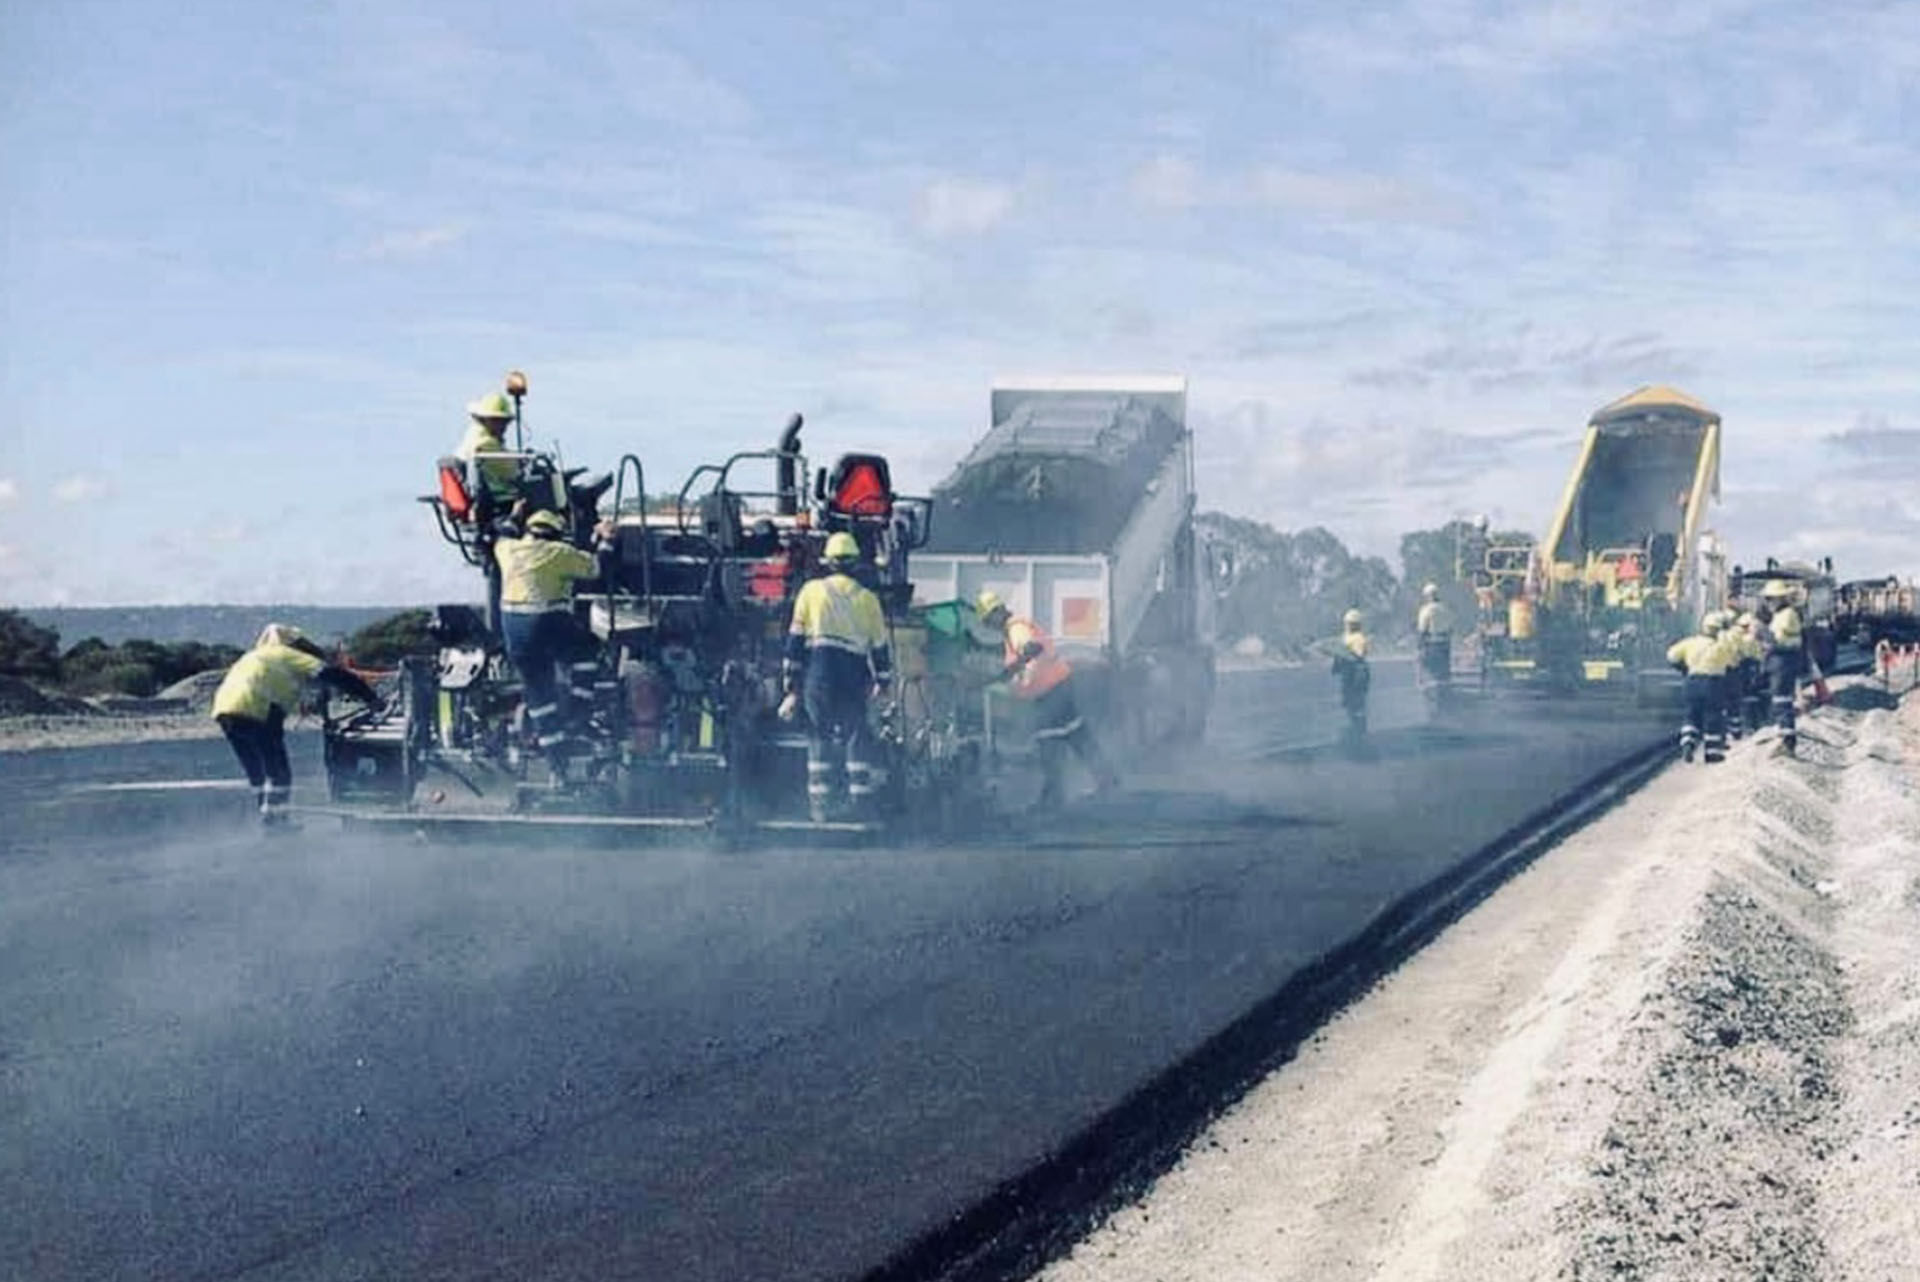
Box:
xmin=3 ymin=0 xmax=1917 ymax=606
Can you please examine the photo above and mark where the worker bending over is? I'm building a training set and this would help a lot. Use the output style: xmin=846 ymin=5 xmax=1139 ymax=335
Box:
xmin=212 ymin=624 xmax=379 ymax=826
xmin=976 ymin=590 xmax=1120 ymax=809
xmin=782 ymin=532 xmax=893 ymax=822
xmin=1759 ymin=579 xmax=1805 ymax=756
xmin=495 ymin=510 xmax=614 ymax=767
xmin=1666 ymin=612 xmax=1731 ymax=764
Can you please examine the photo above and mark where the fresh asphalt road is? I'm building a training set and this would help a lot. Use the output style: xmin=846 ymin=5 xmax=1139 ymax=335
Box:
xmin=1 ymin=666 xmax=1670 ymax=1281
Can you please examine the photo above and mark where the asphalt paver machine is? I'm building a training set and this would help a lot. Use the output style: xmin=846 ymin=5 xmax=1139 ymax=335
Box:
xmin=321 ymin=387 xmax=985 ymax=839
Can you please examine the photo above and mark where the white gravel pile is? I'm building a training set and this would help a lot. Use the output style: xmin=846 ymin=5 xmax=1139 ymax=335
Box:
xmin=1043 ymin=687 xmax=1920 ymax=1282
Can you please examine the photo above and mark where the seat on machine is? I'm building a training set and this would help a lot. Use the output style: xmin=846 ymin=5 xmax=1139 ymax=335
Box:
xmin=826 ymin=454 xmax=893 ymax=519
xmin=436 ymin=457 xmax=475 ymax=522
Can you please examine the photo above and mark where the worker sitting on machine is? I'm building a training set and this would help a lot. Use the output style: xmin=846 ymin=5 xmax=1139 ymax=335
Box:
xmin=495 ymin=509 xmax=615 ymax=770
xmin=1666 ymin=611 xmax=1731 ymax=764
xmin=453 ymin=389 xmax=525 ymax=513
xmin=212 ymin=624 xmax=381 ymax=827
xmin=975 ymin=590 xmax=1120 ymax=810
xmin=780 ymin=531 xmax=893 ymax=822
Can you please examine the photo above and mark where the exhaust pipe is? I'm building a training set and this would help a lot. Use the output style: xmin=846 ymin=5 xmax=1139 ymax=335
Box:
xmin=776 ymin=413 xmax=804 ymax=515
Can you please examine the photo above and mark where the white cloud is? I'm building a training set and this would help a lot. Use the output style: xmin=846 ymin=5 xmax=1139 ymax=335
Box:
xmin=1130 ymin=154 xmax=1204 ymax=210
xmin=53 ymin=475 xmax=110 ymax=503
xmin=0 ymin=478 xmax=17 ymax=504
xmin=348 ymin=224 xmax=466 ymax=262
xmin=1127 ymin=155 xmax=1461 ymax=225
xmin=1247 ymin=166 xmax=1464 ymax=225
xmin=915 ymin=177 xmax=1017 ymax=237
xmin=596 ymin=39 xmax=755 ymax=133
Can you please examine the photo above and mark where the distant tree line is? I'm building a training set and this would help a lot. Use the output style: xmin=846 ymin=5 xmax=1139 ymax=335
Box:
xmin=1199 ymin=514 xmax=1533 ymax=659
xmin=0 ymin=606 xmax=439 ymax=697
xmin=0 ymin=609 xmax=244 ymax=696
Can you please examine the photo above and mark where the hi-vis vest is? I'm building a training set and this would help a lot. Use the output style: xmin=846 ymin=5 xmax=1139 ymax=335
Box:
xmin=456 ymin=421 xmax=520 ymax=501
xmin=1417 ymin=601 xmax=1452 ymax=639
xmin=1667 ymin=634 xmax=1732 ymax=676
xmin=1342 ymin=630 xmax=1369 ymax=659
xmin=212 ymin=643 xmax=324 ymax=721
xmin=1770 ymin=606 xmax=1804 ymax=651
xmin=1006 ymin=617 xmax=1072 ymax=699
xmin=496 ymin=537 xmax=597 ymax=611
xmin=790 ymin=573 xmax=888 ymax=658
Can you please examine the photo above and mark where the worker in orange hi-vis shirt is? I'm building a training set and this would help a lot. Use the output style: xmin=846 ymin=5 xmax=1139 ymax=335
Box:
xmin=975 ymin=590 xmax=1120 ymax=809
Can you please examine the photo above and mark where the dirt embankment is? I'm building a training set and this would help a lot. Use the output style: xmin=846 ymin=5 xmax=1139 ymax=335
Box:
xmin=0 ymin=671 xmax=228 ymax=752
xmin=1043 ymin=685 xmax=1920 ymax=1282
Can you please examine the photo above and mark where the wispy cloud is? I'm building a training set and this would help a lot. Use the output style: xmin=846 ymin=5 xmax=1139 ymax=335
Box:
xmin=346 ymin=224 xmax=466 ymax=261
xmin=915 ymin=177 xmax=1017 ymax=237
xmin=594 ymin=38 xmax=756 ymax=133
xmin=1128 ymin=155 xmax=1462 ymax=225
xmin=53 ymin=475 xmax=111 ymax=503
xmin=0 ymin=477 xmax=17 ymax=505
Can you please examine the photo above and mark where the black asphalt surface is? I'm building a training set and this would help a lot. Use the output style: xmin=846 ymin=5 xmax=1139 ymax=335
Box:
xmin=1 ymin=666 xmax=1669 ymax=1281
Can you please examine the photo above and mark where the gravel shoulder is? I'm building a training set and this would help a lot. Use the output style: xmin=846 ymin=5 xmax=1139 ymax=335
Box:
xmin=1042 ymin=684 xmax=1920 ymax=1282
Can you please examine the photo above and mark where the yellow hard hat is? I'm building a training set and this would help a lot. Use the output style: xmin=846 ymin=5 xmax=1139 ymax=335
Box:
xmin=1761 ymin=579 xmax=1793 ymax=599
xmin=1738 ymin=612 xmax=1757 ymax=629
xmin=974 ymin=589 xmax=1007 ymax=620
xmin=467 ymin=391 xmax=514 ymax=421
xmin=1702 ymin=611 xmax=1724 ymax=634
xmin=823 ymin=531 xmax=860 ymax=562
xmin=255 ymin=623 xmax=305 ymax=649
xmin=1342 ymin=608 xmax=1363 ymax=627
xmin=1421 ymin=582 xmax=1439 ymax=600
xmin=525 ymin=509 xmax=566 ymax=536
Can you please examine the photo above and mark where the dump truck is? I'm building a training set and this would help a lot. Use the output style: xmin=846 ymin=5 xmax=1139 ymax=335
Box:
xmin=320 ymin=381 xmax=985 ymax=839
xmin=1533 ymin=385 xmax=1724 ymax=693
xmin=910 ymin=377 xmax=1216 ymax=751
xmin=1837 ymin=575 xmax=1920 ymax=646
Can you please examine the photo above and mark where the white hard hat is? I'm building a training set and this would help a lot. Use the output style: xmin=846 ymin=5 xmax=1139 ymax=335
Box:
xmin=255 ymin=623 xmax=305 ymax=649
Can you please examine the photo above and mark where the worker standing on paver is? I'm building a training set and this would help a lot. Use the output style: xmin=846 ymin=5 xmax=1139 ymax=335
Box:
xmin=212 ymin=624 xmax=380 ymax=826
xmin=1415 ymin=582 xmax=1453 ymax=711
xmin=495 ymin=510 xmax=614 ymax=768
xmin=976 ymin=589 xmax=1120 ymax=809
xmin=1326 ymin=608 xmax=1371 ymax=740
xmin=1666 ymin=612 xmax=1732 ymax=764
xmin=1759 ymin=578 xmax=1806 ymax=756
xmin=782 ymin=532 xmax=893 ymax=822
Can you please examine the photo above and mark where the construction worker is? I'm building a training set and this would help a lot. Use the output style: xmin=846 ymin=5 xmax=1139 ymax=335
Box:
xmin=1328 ymin=608 xmax=1371 ymax=739
xmin=1759 ymin=579 xmax=1806 ymax=755
xmin=976 ymin=589 xmax=1121 ymax=809
xmin=781 ymin=532 xmax=893 ymax=822
xmin=1724 ymin=610 xmax=1765 ymax=739
xmin=1415 ymin=583 xmax=1452 ymax=704
xmin=1666 ymin=611 xmax=1732 ymax=764
xmin=212 ymin=624 xmax=379 ymax=826
xmin=455 ymin=391 xmax=523 ymax=509
xmin=496 ymin=509 xmax=614 ymax=767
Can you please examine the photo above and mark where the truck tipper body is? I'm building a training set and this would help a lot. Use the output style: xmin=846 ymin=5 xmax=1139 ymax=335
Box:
xmin=1537 ymin=385 xmax=1723 ymax=689
xmin=913 ymin=377 xmax=1214 ymax=745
